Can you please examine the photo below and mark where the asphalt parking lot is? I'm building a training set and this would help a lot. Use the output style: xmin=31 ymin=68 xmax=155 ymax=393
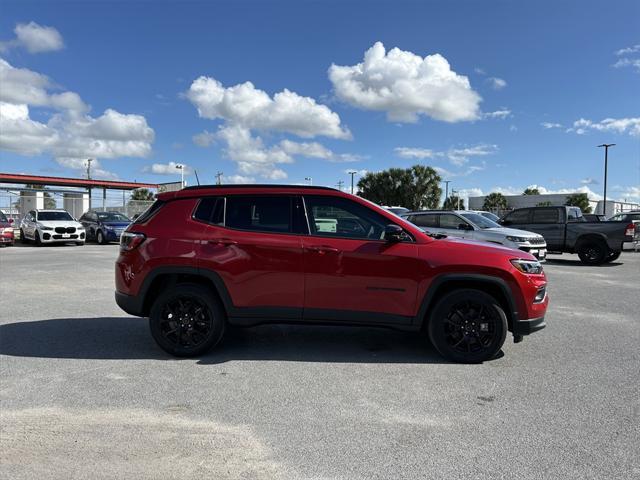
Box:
xmin=1 ymin=243 xmax=639 ymax=480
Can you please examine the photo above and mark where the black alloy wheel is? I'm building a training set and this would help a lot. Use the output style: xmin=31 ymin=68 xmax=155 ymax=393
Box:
xmin=149 ymin=284 xmax=226 ymax=356
xmin=577 ymin=242 xmax=607 ymax=265
xmin=428 ymin=289 xmax=507 ymax=363
xmin=20 ymin=229 xmax=28 ymax=244
xmin=34 ymin=231 xmax=42 ymax=246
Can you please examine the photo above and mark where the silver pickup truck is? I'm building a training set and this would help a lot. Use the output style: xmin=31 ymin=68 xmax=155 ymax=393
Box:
xmin=500 ymin=206 xmax=635 ymax=265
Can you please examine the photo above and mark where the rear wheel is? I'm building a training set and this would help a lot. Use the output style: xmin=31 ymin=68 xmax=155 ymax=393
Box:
xmin=428 ymin=289 xmax=507 ymax=363
xmin=149 ymin=283 xmax=226 ymax=357
xmin=577 ymin=241 xmax=607 ymax=265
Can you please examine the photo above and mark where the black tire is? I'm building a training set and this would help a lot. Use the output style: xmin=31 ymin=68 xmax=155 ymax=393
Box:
xmin=34 ymin=231 xmax=42 ymax=246
xmin=577 ymin=241 xmax=607 ymax=265
xmin=20 ymin=229 xmax=28 ymax=244
xmin=428 ymin=289 xmax=508 ymax=363
xmin=149 ymin=283 xmax=226 ymax=357
xmin=603 ymin=250 xmax=621 ymax=263
xmin=75 ymin=242 xmax=84 ymax=246
xmin=97 ymin=230 xmax=106 ymax=245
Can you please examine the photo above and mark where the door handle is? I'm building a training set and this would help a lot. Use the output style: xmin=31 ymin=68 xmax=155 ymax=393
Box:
xmin=307 ymin=245 xmax=340 ymax=254
xmin=208 ymin=238 xmax=238 ymax=246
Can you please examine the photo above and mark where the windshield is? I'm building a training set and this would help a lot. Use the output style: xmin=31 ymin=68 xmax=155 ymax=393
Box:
xmin=480 ymin=212 xmax=500 ymax=222
xmin=97 ymin=212 xmax=130 ymax=222
xmin=37 ymin=211 xmax=74 ymax=221
xmin=460 ymin=212 xmax=501 ymax=229
xmin=0 ymin=212 xmax=7 ymax=223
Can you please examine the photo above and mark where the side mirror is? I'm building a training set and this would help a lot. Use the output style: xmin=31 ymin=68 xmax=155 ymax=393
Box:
xmin=458 ymin=223 xmax=473 ymax=231
xmin=500 ymin=219 xmax=510 ymax=226
xmin=384 ymin=224 xmax=404 ymax=242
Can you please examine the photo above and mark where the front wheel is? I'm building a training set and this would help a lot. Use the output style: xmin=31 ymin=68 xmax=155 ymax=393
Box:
xmin=97 ymin=230 xmax=106 ymax=245
xmin=20 ymin=229 xmax=28 ymax=244
xmin=34 ymin=231 xmax=42 ymax=246
xmin=149 ymin=283 xmax=226 ymax=357
xmin=428 ymin=289 xmax=508 ymax=363
xmin=577 ymin=241 xmax=607 ymax=265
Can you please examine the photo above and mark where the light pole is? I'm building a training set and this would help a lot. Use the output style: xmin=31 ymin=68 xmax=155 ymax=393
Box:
xmin=443 ymin=180 xmax=451 ymax=209
xmin=597 ymin=144 xmax=615 ymax=216
xmin=348 ymin=170 xmax=357 ymax=194
xmin=86 ymin=158 xmax=93 ymax=210
xmin=305 ymin=177 xmax=313 ymax=185
xmin=175 ymin=164 xmax=184 ymax=188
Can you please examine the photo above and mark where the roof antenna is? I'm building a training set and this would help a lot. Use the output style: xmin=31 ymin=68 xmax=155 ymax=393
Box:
xmin=194 ymin=170 xmax=200 ymax=186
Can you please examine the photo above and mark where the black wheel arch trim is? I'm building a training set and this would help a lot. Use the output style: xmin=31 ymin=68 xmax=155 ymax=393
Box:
xmin=415 ymin=273 xmax=520 ymax=330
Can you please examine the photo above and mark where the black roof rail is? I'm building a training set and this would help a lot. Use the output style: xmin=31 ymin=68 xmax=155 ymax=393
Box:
xmin=181 ymin=184 xmax=338 ymax=192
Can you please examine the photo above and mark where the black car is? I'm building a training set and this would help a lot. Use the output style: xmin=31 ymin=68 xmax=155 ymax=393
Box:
xmin=79 ymin=210 xmax=131 ymax=244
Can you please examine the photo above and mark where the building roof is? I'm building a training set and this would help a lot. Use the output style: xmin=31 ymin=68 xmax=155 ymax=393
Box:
xmin=0 ymin=172 xmax=158 ymax=191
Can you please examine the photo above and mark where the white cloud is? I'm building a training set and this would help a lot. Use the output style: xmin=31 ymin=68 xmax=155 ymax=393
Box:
xmin=1 ymin=22 xmax=64 ymax=54
xmin=0 ymin=58 xmax=154 ymax=178
xmin=487 ymin=77 xmax=507 ymax=90
xmin=396 ymin=144 xmax=498 ymax=167
xmin=484 ymin=109 xmax=511 ymax=119
xmin=567 ymin=117 xmax=640 ymax=136
xmin=612 ymin=57 xmax=640 ymax=72
xmin=328 ymin=41 xmax=481 ymax=123
xmin=509 ymin=125 xmax=518 ymax=132
xmin=474 ymin=67 xmax=486 ymax=75
xmin=541 ymin=122 xmax=563 ymax=129
xmin=185 ymin=75 xmax=358 ymax=180
xmin=186 ymin=77 xmax=350 ymax=139
xmin=192 ymin=130 xmax=216 ymax=147
xmin=580 ymin=178 xmax=599 ymax=185
xmin=143 ymin=162 xmax=192 ymax=175
xmin=615 ymin=44 xmax=640 ymax=56
xmin=226 ymin=174 xmax=256 ymax=184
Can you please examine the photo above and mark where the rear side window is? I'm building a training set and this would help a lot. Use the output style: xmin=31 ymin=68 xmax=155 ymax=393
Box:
xmin=532 ymin=208 xmax=560 ymax=224
xmin=504 ymin=209 xmax=530 ymax=224
xmin=411 ymin=214 xmax=438 ymax=228
xmin=226 ymin=196 xmax=292 ymax=233
xmin=193 ymin=197 xmax=224 ymax=225
xmin=133 ymin=200 xmax=165 ymax=224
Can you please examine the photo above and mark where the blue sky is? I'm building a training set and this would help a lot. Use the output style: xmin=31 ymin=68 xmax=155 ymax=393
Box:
xmin=1 ymin=0 xmax=639 ymax=203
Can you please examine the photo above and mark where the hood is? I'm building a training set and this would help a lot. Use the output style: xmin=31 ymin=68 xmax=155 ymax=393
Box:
xmin=483 ymin=227 xmax=541 ymax=238
xmin=38 ymin=220 xmax=83 ymax=228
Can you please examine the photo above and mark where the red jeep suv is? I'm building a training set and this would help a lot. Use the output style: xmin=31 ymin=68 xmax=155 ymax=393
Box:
xmin=115 ymin=185 xmax=548 ymax=363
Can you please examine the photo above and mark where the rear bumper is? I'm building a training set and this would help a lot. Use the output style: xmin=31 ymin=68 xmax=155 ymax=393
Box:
xmin=512 ymin=315 xmax=546 ymax=335
xmin=115 ymin=291 xmax=144 ymax=317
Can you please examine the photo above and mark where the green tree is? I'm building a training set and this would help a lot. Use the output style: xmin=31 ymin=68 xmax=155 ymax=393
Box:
xmin=443 ymin=195 xmax=465 ymax=210
xmin=523 ymin=187 xmax=540 ymax=195
xmin=536 ymin=201 xmax=553 ymax=207
xmin=565 ymin=193 xmax=592 ymax=213
xmin=357 ymin=165 xmax=441 ymax=210
xmin=482 ymin=192 xmax=508 ymax=212
xmin=129 ymin=188 xmax=155 ymax=201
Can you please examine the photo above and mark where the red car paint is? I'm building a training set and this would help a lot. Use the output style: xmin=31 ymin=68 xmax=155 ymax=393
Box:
xmin=0 ymin=213 xmax=14 ymax=246
xmin=115 ymin=185 xmax=548 ymax=339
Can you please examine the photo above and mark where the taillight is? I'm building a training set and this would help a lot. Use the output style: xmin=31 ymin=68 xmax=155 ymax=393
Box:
xmin=120 ymin=232 xmax=146 ymax=252
xmin=625 ymin=223 xmax=635 ymax=237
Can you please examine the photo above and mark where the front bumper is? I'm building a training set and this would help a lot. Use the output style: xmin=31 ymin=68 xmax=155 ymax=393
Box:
xmin=115 ymin=291 xmax=144 ymax=317
xmin=512 ymin=315 xmax=546 ymax=335
xmin=517 ymin=244 xmax=547 ymax=261
xmin=40 ymin=230 xmax=86 ymax=242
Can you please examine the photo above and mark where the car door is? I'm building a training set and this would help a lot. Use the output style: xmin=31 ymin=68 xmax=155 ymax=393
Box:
xmin=197 ymin=195 xmax=306 ymax=321
xmin=520 ymin=208 xmax=564 ymax=250
xmin=25 ymin=211 xmax=37 ymax=238
xmin=301 ymin=195 xmax=421 ymax=325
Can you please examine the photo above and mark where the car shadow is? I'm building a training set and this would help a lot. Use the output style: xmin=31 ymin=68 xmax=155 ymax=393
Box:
xmin=0 ymin=317 xmax=451 ymax=364
xmin=544 ymin=257 xmax=623 ymax=267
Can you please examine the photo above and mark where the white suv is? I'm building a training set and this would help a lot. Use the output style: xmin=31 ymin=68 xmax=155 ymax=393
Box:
xmin=20 ymin=209 xmax=86 ymax=246
xmin=402 ymin=210 xmax=547 ymax=260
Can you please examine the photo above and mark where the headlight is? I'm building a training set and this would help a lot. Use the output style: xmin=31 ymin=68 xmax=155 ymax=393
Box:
xmin=510 ymin=259 xmax=544 ymax=274
xmin=37 ymin=223 xmax=53 ymax=231
xmin=506 ymin=235 xmax=528 ymax=242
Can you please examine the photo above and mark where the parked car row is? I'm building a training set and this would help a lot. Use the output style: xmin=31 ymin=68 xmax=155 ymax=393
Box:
xmin=397 ymin=205 xmax=635 ymax=266
xmin=9 ymin=209 xmax=131 ymax=247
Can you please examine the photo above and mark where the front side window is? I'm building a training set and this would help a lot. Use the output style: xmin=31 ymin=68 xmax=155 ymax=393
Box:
xmin=304 ymin=195 xmax=389 ymax=240
xmin=439 ymin=214 xmax=467 ymax=229
xmin=226 ymin=196 xmax=292 ymax=233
